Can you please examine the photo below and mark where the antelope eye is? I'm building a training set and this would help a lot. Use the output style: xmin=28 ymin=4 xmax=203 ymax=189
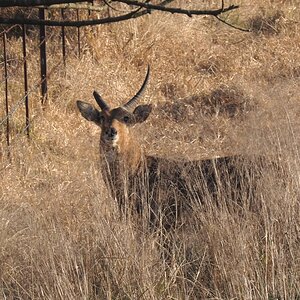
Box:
xmin=123 ymin=116 xmax=130 ymax=123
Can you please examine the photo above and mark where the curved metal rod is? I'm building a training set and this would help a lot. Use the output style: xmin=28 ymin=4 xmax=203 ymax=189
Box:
xmin=123 ymin=65 xmax=150 ymax=110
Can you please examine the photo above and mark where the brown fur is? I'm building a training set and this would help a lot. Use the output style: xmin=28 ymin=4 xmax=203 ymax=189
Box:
xmin=77 ymin=99 xmax=265 ymax=231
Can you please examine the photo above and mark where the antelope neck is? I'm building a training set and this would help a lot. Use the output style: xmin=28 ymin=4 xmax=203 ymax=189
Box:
xmin=100 ymin=138 xmax=143 ymax=173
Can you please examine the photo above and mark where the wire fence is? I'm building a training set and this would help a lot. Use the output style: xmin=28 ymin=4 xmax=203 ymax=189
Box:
xmin=0 ymin=6 xmax=86 ymax=159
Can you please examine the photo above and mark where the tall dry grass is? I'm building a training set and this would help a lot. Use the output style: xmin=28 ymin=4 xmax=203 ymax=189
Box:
xmin=1 ymin=1 xmax=300 ymax=299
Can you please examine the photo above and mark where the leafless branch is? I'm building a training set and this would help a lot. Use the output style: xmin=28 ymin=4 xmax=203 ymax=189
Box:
xmin=0 ymin=0 xmax=86 ymax=7
xmin=130 ymin=0 xmax=175 ymax=19
xmin=111 ymin=0 xmax=239 ymax=17
xmin=103 ymin=0 xmax=129 ymax=12
xmin=0 ymin=0 xmax=245 ymax=31
xmin=0 ymin=0 xmax=177 ymax=27
xmin=41 ymin=0 xmax=174 ymax=13
xmin=0 ymin=8 xmax=143 ymax=27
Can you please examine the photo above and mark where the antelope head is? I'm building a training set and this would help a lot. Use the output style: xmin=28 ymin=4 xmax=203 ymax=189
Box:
xmin=77 ymin=66 xmax=152 ymax=155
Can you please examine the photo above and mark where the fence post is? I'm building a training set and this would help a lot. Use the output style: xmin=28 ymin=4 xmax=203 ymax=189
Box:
xmin=39 ymin=8 xmax=47 ymax=105
xmin=76 ymin=9 xmax=81 ymax=58
xmin=22 ymin=24 xmax=30 ymax=138
xmin=61 ymin=8 xmax=66 ymax=69
xmin=3 ymin=31 xmax=10 ymax=157
xmin=88 ymin=0 xmax=93 ymax=16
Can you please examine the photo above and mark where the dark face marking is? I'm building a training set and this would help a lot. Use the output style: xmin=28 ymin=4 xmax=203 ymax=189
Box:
xmin=77 ymin=100 xmax=152 ymax=148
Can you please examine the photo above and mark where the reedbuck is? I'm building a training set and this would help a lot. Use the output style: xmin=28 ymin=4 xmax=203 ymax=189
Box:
xmin=77 ymin=66 xmax=266 ymax=230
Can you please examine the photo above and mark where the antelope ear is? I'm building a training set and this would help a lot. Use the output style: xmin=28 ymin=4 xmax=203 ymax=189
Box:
xmin=77 ymin=100 xmax=103 ymax=126
xmin=132 ymin=104 xmax=152 ymax=123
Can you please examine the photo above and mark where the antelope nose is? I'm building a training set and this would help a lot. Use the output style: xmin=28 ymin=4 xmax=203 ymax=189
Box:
xmin=106 ymin=127 xmax=117 ymax=137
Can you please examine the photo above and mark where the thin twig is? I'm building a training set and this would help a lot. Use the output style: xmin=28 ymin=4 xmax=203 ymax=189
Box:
xmin=214 ymin=15 xmax=251 ymax=32
xmin=130 ymin=0 xmax=175 ymax=19
xmin=103 ymin=0 xmax=129 ymax=13
xmin=111 ymin=0 xmax=239 ymax=17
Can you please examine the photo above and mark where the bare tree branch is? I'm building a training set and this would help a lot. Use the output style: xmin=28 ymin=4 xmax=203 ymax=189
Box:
xmin=130 ymin=0 xmax=175 ymax=18
xmin=103 ymin=0 xmax=129 ymax=12
xmin=0 ymin=0 xmax=86 ymax=7
xmin=111 ymin=0 xmax=239 ymax=17
xmin=0 ymin=0 xmax=177 ymax=27
xmin=0 ymin=0 xmax=245 ymax=31
xmin=1 ymin=0 xmax=239 ymax=16
xmin=0 ymin=8 xmax=143 ymax=27
xmin=41 ymin=0 xmax=174 ymax=13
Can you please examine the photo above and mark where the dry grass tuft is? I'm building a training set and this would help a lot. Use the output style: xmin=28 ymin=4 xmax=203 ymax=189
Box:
xmin=161 ymin=85 xmax=256 ymax=124
xmin=1 ymin=0 xmax=300 ymax=298
xmin=250 ymin=10 xmax=285 ymax=36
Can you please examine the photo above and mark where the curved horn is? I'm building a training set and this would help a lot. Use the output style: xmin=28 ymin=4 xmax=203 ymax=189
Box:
xmin=123 ymin=65 xmax=150 ymax=110
xmin=93 ymin=90 xmax=110 ymax=111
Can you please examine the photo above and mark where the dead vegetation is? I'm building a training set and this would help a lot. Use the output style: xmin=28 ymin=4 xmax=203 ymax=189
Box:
xmin=161 ymin=85 xmax=256 ymax=123
xmin=1 ymin=0 xmax=300 ymax=299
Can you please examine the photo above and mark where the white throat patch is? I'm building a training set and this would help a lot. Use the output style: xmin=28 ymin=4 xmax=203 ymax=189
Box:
xmin=112 ymin=134 xmax=119 ymax=148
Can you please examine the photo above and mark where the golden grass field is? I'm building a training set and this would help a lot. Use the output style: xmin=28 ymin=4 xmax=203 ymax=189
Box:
xmin=1 ymin=1 xmax=300 ymax=298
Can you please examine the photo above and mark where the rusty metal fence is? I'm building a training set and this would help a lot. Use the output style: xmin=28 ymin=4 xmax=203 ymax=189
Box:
xmin=0 ymin=7 xmax=84 ymax=158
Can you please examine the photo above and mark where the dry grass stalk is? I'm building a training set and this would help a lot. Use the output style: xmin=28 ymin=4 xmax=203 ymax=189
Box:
xmin=0 ymin=1 xmax=300 ymax=298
